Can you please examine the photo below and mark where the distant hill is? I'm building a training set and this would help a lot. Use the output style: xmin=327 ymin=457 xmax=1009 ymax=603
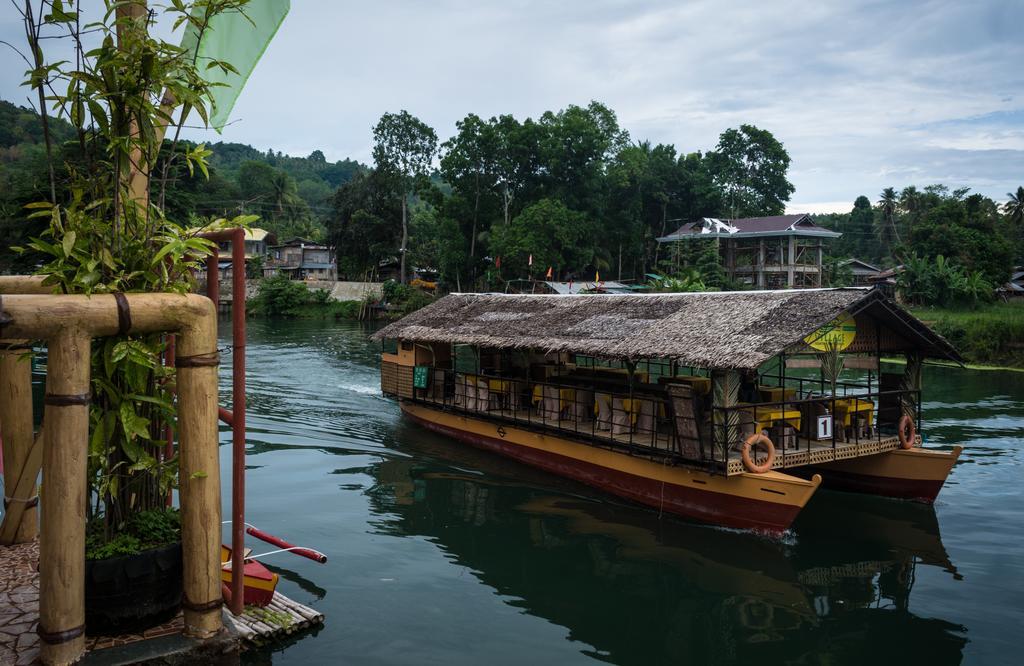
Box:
xmin=0 ymin=99 xmax=366 ymax=265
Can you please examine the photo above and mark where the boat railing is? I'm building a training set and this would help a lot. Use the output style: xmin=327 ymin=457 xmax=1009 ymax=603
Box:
xmin=413 ymin=369 xmax=688 ymax=465
xmin=406 ymin=368 xmax=922 ymax=476
xmin=709 ymin=387 xmax=922 ymax=474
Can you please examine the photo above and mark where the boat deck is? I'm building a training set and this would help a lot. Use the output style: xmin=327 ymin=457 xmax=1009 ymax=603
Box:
xmin=411 ymin=396 xmax=902 ymax=476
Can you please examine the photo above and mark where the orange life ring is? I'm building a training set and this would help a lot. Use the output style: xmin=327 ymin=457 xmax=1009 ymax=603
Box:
xmin=898 ymin=414 xmax=916 ymax=450
xmin=741 ymin=432 xmax=775 ymax=474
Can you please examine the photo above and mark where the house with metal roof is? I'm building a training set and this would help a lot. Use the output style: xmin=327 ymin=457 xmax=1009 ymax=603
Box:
xmin=998 ymin=267 xmax=1024 ymax=299
xmin=840 ymin=258 xmax=883 ymax=286
xmin=268 ymin=237 xmax=337 ymax=280
xmin=657 ymin=214 xmax=841 ymax=289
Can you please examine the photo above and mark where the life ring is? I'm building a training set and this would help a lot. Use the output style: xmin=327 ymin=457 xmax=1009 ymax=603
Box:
xmin=741 ymin=432 xmax=775 ymax=474
xmin=898 ymin=414 xmax=916 ymax=450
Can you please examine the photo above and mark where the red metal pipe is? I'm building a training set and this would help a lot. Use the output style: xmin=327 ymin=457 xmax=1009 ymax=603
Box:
xmin=229 ymin=228 xmax=247 ymax=616
xmin=206 ymin=249 xmax=220 ymax=309
xmin=218 ymin=406 xmax=234 ymax=426
xmin=198 ymin=228 xmax=247 ymax=614
xmin=245 ymin=526 xmax=327 ymax=564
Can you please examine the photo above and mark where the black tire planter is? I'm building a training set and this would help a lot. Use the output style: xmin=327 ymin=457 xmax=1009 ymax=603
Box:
xmin=84 ymin=541 xmax=183 ymax=634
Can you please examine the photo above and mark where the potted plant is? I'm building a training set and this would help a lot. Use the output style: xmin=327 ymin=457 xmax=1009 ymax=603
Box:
xmin=817 ymin=337 xmax=846 ymax=441
xmin=17 ymin=0 xmax=254 ymax=632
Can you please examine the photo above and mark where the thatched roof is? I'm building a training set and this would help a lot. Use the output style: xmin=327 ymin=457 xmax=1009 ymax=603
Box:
xmin=373 ymin=288 xmax=962 ymax=370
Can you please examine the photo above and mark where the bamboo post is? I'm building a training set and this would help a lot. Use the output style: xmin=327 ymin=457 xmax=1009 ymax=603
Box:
xmin=0 ymin=342 xmax=38 ymax=543
xmin=0 ymin=292 xmax=224 ymax=655
xmin=712 ymin=369 xmax=741 ymax=467
xmin=38 ymin=329 xmax=91 ymax=666
xmin=176 ymin=299 xmax=223 ymax=639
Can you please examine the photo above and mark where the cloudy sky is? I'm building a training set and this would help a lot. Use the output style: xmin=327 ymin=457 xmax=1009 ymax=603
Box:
xmin=2 ymin=0 xmax=1022 ymax=213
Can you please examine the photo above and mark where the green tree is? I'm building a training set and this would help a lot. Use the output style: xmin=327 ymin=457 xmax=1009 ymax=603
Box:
xmin=328 ymin=168 xmax=401 ymax=278
xmin=237 ymin=160 xmax=307 ymax=222
xmin=1005 ymin=186 xmax=1024 ymax=226
xmin=877 ymin=186 xmax=901 ymax=250
xmin=372 ymin=110 xmax=438 ymax=283
xmin=489 ymin=198 xmax=593 ymax=279
xmin=439 ymin=113 xmax=498 ymax=259
xmin=706 ymin=124 xmax=794 ymax=217
xmin=538 ymin=101 xmax=628 ymax=214
xmin=848 ymin=195 xmax=875 ymax=260
xmin=908 ymin=197 xmax=1013 ymax=287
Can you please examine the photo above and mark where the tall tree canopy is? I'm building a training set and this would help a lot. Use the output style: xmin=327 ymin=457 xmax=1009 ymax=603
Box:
xmin=706 ymin=124 xmax=794 ymax=218
xmin=373 ymin=110 xmax=438 ymax=283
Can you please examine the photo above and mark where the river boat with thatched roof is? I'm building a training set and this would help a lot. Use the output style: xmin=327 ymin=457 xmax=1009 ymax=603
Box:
xmin=373 ymin=288 xmax=963 ymax=532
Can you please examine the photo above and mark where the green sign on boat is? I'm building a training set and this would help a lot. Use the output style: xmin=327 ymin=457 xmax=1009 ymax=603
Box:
xmin=413 ymin=365 xmax=430 ymax=389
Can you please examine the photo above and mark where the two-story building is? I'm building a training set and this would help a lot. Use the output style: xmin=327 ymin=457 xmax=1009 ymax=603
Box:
xmin=268 ymin=237 xmax=336 ymax=280
xmin=215 ymin=228 xmax=275 ymax=260
xmin=656 ymin=214 xmax=841 ymax=288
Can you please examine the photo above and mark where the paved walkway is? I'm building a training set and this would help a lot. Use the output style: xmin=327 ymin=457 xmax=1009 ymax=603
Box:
xmin=0 ymin=539 xmax=40 ymax=665
xmin=0 ymin=540 xmax=187 ymax=665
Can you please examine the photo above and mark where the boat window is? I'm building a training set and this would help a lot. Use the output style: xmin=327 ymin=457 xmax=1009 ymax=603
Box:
xmin=382 ymin=339 xmax=398 ymax=354
xmin=454 ymin=344 xmax=479 ymax=374
xmin=401 ymin=341 xmax=414 ymax=351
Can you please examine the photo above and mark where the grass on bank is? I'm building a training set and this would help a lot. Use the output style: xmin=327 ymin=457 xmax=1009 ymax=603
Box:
xmin=909 ymin=300 xmax=1024 ymax=368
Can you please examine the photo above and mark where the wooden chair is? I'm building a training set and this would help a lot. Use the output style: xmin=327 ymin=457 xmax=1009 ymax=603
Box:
xmin=666 ymin=384 xmax=702 ymax=459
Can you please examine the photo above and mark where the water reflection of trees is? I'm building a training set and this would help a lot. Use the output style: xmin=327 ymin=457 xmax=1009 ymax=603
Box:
xmin=367 ymin=445 xmax=967 ymax=665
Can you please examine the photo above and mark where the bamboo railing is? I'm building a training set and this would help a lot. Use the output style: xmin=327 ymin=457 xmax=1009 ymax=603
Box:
xmin=0 ymin=277 xmax=223 ymax=665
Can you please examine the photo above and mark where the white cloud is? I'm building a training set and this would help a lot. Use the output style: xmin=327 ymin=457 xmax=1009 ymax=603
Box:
xmin=1 ymin=0 xmax=1021 ymax=206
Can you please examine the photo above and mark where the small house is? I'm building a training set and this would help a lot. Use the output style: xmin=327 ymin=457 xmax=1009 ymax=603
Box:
xmin=268 ymin=237 xmax=336 ymax=281
xmin=998 ymin=267 xmax=1024 ymax=300
xmin=841 ymin=258 xmax=882 ymax=287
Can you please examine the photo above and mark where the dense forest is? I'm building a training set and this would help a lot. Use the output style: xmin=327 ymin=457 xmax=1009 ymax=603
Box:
xmin=0 ymin=99 xmax=361 ymax=270
xmin=2 ymin=97 xmax=1021 ymax=303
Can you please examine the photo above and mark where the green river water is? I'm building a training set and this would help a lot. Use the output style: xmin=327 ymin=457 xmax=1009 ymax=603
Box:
xmin=225 ymin=319 xmax=1023 ymax=666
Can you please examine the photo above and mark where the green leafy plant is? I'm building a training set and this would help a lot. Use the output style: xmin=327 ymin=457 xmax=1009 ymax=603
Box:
xmin=897 ymin=252 xmax=993 ymax=308
xmin=646 ymin=269 xmax=707 ymax=293
xmin=85 ymin=509 xmax=182 ymax=560
xmin=249 ymin=273 xmax=313 ymax=316
xmin=16 ymin=0 xmax=256 ymax=556
xmin=817 ymin=336 xmax=845 ymax=398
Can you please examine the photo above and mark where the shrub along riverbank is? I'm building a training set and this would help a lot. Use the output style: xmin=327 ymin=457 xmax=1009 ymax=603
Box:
xmin=247 ymin=275 xmax=431 ymax=320
xmin=910 ymin=301 xmax=1024 ymax=368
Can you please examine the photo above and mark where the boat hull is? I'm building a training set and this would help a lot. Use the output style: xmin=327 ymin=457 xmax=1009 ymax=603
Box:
xmin=401 ymin=401 xmax=820 ymax=533
xmin=794 ymin=445 xmax=962 ymax=503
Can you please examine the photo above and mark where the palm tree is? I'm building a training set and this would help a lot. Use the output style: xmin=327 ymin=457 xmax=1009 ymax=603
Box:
xmin=1004 ymin=186 xmax=1024 ymax=226
xmin=897 ymin=185 xmax=922 ymax=243
xmin=877 ymin=186 xmax=901 ymax=247
xmin=269 ymin=170 xmax=301 ymax=218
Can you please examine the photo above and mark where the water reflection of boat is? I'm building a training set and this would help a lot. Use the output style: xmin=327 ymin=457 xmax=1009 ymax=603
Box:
xmin=376 ymin=290 xmax=964 ymax=532
xmin=370 ymin=449 xmax=967 ymax=665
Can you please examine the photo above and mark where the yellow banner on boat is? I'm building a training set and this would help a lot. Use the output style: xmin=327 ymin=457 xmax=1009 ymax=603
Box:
xmin=804 ymin=312 xmax=856 ymax=351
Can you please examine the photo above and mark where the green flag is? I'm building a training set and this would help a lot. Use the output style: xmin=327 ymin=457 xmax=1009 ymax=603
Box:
xmin=180 ymin=0 xmax=290 ymax=132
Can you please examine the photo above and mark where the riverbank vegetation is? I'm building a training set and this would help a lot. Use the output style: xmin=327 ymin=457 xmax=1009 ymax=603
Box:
xmin=911 ymin=302 xmax=1024 ymax=368
xmin=248 ymin=275 xmax=355 ymax=318
xmin=248 ymin=275 xmax=432 ymax=320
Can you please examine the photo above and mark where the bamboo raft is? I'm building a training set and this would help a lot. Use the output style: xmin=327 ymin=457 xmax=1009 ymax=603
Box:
xmin=223 ymin=592 xmax=325 ymax=645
